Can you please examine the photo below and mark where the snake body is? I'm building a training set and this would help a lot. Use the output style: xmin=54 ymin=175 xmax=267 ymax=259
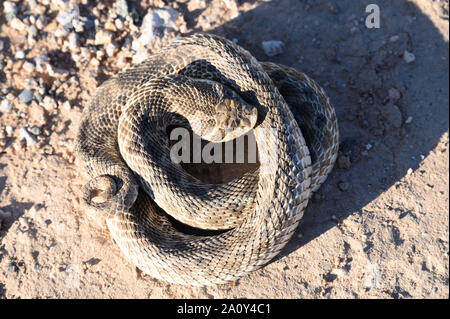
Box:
xmin=75 ymin=34 xmax=338 ymax=286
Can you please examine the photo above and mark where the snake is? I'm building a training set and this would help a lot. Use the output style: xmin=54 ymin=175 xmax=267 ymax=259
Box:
xmin=75 ymin=33 xmax=339 ymax=286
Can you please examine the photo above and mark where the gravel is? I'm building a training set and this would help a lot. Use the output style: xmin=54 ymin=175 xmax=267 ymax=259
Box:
xmin=18 ymin=89 xmax=34 ymax=104
xmin=1 ymin=99 xmax=12 ymax=113
xmin=19 ymin=127 xmax=38 ymax=146
xmin=262 ymin=40 xmax=285 ymax=57
xmin=403 ymin=50 xmax=416 ymax=63
xmin=94 ymin=30 xmax=113 ymax=46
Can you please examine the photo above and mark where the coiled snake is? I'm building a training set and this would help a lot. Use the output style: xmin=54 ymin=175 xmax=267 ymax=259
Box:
xmin=75 ymin=34 xmax=339 ymax=286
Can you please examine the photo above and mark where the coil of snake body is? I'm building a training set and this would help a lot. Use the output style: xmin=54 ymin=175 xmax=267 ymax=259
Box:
xmin=75 ymin=33 xmax=339 ymax=286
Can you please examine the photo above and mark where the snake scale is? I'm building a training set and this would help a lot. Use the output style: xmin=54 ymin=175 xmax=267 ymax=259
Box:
xmin=75 ymin=33 xmax=339 ymax=286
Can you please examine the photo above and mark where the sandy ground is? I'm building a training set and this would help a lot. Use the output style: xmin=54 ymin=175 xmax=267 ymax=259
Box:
xmin=0 ymin=0 xmax=448 ymax=299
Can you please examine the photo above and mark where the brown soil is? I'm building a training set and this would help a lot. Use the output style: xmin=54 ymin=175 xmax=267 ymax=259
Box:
xmin=0 ymin=0 xmax=448 ymax=298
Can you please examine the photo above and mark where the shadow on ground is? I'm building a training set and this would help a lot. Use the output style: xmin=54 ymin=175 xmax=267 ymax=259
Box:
xmin=176 ymin=0 xmax=449 ymax=260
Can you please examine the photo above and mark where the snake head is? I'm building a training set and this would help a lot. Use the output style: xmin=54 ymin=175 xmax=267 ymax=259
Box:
xmin=210 ymin=98 xmax=258 ymax=142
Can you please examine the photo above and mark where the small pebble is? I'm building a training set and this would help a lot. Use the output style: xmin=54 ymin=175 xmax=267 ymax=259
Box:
xmin=96 ymin=49 xmax=105 ymax=60
xmin=62 ymin=101 xmax=71 ymax=110
xmin=407 ymin=168 xmax=413 ymax=175
xmin=403 ymin=50 xmax=416 ymax=63
xmin=10 ymin=17 xmax=26 ymax=31
xmin=68 ymin=32 xmax=79 ymax=51
xmin=116 ymin=0 xmax=129 ymax=18
xmin=24 ymin=78 xmax=38 ymax=89
xmin=15 ymin=50 xmax=26 ymax=59
xmin=3 ymin=1 xmax=17 ymax=15
xmin=106 ymin=42 xmax=118 ymax=57
xmin=27 ymin=25 xmax=38 ymax=38
xmin=405 ymin=116 xmax=413 ymax=124
xmin=72 ymin=19 xmax=84 ymax=33
xmin=114 ymin=18 xmax=124 ymax=30
xmin=0 ymin=39 xmax=4 ymax=51
xmin=42 ymin=96 xmax=57 ymax=111
xmin=95 ymin=30 xmax=113 ymax=46
xmin=35 ymin=15 xmax=46 ymax=30
xmin=19 ymin=127 xmax=38 ymax=146
xmin=29 ymin=125 xmax=41 ymax=136
xmin=42 ymin=144 xmax=54 ymax=155
xmin=389 ymin=35 xmax=400 ymax=42
xmin=338 ymin=181 xmax=349 ymax=192
xmin=1 ymin=99 xmax=12 ymax=113
xmin=23 ymin=61 xmax=35 ymax=73
xmin=8 ymin=262 xmax=18 ymax=274
xmin=18 ymin=89 xmax=34 ymax=104
xmin=5 ymin=126 xmax=13 ymax=136
xmin=18 ymin=217 xmax=30 ymax=232
xmin=262 ymin=40 xmax=285 ymax=57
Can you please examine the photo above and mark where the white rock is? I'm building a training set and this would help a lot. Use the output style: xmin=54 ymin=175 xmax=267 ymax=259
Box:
xmin=35 ymin=15 xmax=46 ymax=30
xmin=15 ymin=50 xmax=25 ymax=59
xmin=1 ymin=99 xmax=12 ymax=113
xmin=62 ymin=101 xmax=71 ymax=110
xmin=34 ymin=54 xmax=50 ymax=72
xmin=0 ymin=39 xmax=4 ymax=51
xmin=28 ymin=25 xmax=38 ymax=38
xmin=3 ymin=1 xmax=17 ymax=14
xmin=132 ymin=50 xmax=148 ymax=65
xmin=57 ymin=5 xmax=80 ymax=26
xmin=72 ymin=18 xmax=84 ymax=33
xmin=106 ymin=42 xmax=118 ymax=57
xmin=42 ymin=96 xmax=57 ymax=111
xmin=389 ymin=35 xmax=400 ymax=42
xmin=405 ymin=116 xmax=413 ymax=124
xmin=5 ymin=126 xmax=13 ymax=136
xmin=132 ymin=8 xmax=180 ymax=52
xmin=114 ymin=18 xmax=124 ymax=30
xmin=10 ymin=17 xmax=26 ymax=31
xmin=46 ymin=63 xmax=69 ymax=77
xmin=23 ymin=61 xmax=36 ymax=73
xmin=262 ymin=40 xmax=285 ymax=57
xmin=95 ymin=30 xmax=113 ymax=46
xmin=18 ymin=217 xmax=29 ymax=231
xmin=403 ymin=50 xmax=416 ymax=63
xmin=68 ymin=32 xmax=79 ymax=50
xmin=19 ymin=127 xmax=38 ymax=146
xmin=29 ymin=125 xmax=41 ymax=135
xmin=364 ymin=263 xmax=380 ymax=289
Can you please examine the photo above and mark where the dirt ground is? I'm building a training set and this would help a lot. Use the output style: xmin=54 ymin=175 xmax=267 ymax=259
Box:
xmin=0 ymin=0 xmax=448 ymax=299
